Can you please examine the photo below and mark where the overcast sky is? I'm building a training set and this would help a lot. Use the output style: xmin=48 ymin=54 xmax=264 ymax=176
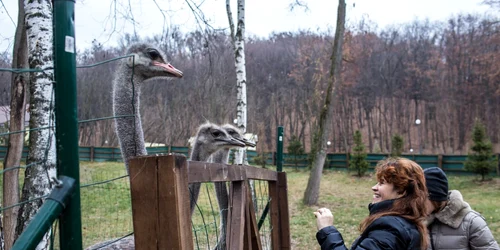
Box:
xmin=0 ymin=0 xmax=494 ymax=54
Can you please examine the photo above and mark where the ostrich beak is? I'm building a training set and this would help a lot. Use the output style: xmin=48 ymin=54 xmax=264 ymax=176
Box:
xmin=244 ymin=140 xmax=257 ymax=147
xmin=217 ymin=138 xmax=246 ymax=147
xmin=153 ymin=61 xmax=183 ymax=78
xmin=235 ymin=138 xmax=256 ymax=147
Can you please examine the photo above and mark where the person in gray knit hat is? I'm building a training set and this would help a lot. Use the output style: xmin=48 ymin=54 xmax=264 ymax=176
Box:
xmin=424 ymin=167 xmax=499 ymax=250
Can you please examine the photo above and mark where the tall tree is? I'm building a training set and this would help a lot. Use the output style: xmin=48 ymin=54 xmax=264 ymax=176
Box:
xmin=303 ymin=0 xmax=346 ymax=205
xmin=15 ymin=1 xmax=57 ymax=249
xmin=2 ymin=0 xmax=28 ymax=248
xmin=226 ymin=0 xmax=248 ymax=164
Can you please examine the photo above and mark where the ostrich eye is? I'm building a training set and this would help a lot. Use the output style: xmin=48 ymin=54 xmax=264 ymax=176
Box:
xmin=146 ymin=49 xmax=161 ymax=60
xmin=211 ymin=130 xmax=222 ymax=138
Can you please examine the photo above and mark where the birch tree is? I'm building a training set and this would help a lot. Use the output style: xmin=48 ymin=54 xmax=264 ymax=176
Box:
xmin=226 ymin=0 xmax=248 ymax=164
xmin=14 ymin=1 xmax=57 ymax=249
xmin=2 ymin=0 xmax=28 ymax=248
xmin=303 ymin=0 xmax=345 ymax=205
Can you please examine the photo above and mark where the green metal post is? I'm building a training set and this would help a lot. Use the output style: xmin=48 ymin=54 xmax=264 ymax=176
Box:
xmin=13 ymin=201 xmax=62 ymax=250
xmin=277 ymin=126 xmax=284 ymax=172
xmin=258 ymin=126 xmax=284 ymax=229
xmin=12 ymin=177 xmax=75 ymax=250
xmin=53 ymin=0 xmax=83 ymax=249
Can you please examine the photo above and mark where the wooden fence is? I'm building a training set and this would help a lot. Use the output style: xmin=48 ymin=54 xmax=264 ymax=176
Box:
xmin=1 ymin=146 xmax=498 ymax=173
xmin=128 ymin=154 xmax=290 ymax=250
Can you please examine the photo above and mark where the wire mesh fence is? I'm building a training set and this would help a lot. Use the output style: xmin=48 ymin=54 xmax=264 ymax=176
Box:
xmin=80 ymin=162 xmax=132 ymax=248
xmin=190 ymin=180 xmax=272 ymax=250
xmin=0 ymin=54 xmax=140 ymax=249
xmin=1 ymin=51 xmax=274 ymax=249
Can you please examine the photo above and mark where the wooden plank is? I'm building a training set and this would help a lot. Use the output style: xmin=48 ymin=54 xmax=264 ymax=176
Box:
xmin=244 ymin=206 xmax=251 ymax=250
xmin=246 ymin=182 xmax=263 ymax=250
xmin=158 ymin=154 xmax=193 ymax=250
xmin=268 ymin=180 xmax=280 ymax=250
xmin=277 ymin=172 xmax=291 ymax=249
xmin=188 ymin=162 xmax=246 ymax=183
xmin=245 ymin=165 xmax=278 ymax=181
xmin=497 ymin=154 xmax=500 ymax=175
xmin=227 ymin=181 xmax=247 ymax=250
xmin=187 ymin=162 xmax=278 ymax=183
xmin=129 ymin=156 xmax=159 ymax=250
xmin=226 ymin=183 xmax=234 ymax=250
xmin=90 ymin=146 xmax=94 ymax=162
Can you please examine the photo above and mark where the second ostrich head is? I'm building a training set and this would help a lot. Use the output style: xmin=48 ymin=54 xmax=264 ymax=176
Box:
xmin=190 ymin=123 xmax=246 ymax=162
xmin=221 ymin=124 xmax=257 ymax=148
xmin=211 ymin=124 xmax=257 ymax=164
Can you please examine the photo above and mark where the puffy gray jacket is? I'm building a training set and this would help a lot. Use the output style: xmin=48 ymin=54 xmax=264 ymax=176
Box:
xmin=427 ymin=190 xmax=499 ymax=250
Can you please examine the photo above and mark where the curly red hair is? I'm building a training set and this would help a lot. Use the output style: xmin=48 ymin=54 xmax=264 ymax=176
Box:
xmin=360 ymin=157 xmax=429 ymax=249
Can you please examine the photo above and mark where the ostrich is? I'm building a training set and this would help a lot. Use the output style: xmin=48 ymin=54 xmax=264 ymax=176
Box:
xmin=113 ymin=43 xmax=183 ymax=172
xmin=212 ymin=124 xmax=256 ymax=250
xmin=188 ymin=122 xmax=246 ymax=215
xmin=84 ymin=44 xmax=183 ymax=250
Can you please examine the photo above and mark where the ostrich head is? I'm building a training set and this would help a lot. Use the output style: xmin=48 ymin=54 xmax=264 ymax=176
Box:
xmin=221 ymin=124 xmax=257 ymax=148
xmin=191 ymin=123 xmax=246 ymax=161
xmin=113 ymin=43 xmax=184 ymax=171
xmin=125 ymin=43 xmax=183 ymax=81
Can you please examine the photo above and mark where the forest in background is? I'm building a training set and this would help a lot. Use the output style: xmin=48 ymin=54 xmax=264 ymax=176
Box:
xmin=0 ymin=13 xmax=498 ymax=155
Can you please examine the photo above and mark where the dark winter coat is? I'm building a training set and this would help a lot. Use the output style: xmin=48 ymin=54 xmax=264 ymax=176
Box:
xmin=316 ymin=199 xmax=421 ymax=250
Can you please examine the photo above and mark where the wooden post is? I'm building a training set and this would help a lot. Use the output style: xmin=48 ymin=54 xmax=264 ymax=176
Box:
xmin=129 ymin=154 xmax=193 ymax=250
xmin=497 ymin=154 xmax=500 ymax=176
xmin=90 ymin=146 xmax=94 ymax=162
xmin=129 ymin=156 xmax=158 ymax=250
xmin=244 ymin=182 xmax=262 ymax=250
xmin=268 ymin=180 xmax=280 ymax=249
xmin=438 ymin=154 xmax=443 ymax=170
xmin=278 ymin=172 xmax=291 ymax=249
xmin=227 ymin=181 xmax=247 ymax=250
xmin=346 ymin=153 xmax=350 ymax=170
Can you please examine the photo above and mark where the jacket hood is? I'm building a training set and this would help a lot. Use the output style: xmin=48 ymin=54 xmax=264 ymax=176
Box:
xmin=430 ymin=190 xmax=472 ymax=228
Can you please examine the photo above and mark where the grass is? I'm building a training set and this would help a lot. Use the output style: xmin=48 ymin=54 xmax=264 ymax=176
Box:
xmin=288 ymin=169 xmax=500 ymax=249
xmin=1 ymin=162 xmax=499 ymax=249
xmin=79 ymin=162 xmax=133 ymax=248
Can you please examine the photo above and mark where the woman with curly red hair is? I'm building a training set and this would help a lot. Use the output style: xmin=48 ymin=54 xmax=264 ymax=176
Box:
xmin=314 ymin=157 xmax=429 ymax=249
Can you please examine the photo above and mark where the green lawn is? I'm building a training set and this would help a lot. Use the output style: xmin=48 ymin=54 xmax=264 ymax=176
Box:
xmin=287 ymin=170 xmax=500 ymax=249
xmin=1 ymin=162 xmax=499 ymax=249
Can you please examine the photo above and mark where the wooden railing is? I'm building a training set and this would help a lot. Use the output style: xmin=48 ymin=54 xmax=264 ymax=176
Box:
xmin=128 ymin=154 xmax=291 ymax=250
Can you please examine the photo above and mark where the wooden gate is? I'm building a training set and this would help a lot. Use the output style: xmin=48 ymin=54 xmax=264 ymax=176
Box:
xmin=128 ymin=154 xmax=291 ymax=250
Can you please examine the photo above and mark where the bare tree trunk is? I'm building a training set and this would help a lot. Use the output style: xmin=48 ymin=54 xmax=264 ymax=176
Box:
xmin=366 ymin=109 xmax=373 ymax=152
xmin=15 ymin=1 xmax=57 ymax=249
xmin=303 ymin=0 xmax=345 ymax=205
xmin=226 ymin=0 xmax=248 ymax=164
xmin=2 ymin=1 xmax=28 ymax=249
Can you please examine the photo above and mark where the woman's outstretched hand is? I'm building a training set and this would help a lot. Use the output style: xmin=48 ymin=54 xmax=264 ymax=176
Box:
xmin=314 ymin=207 xmax=334 ymax=231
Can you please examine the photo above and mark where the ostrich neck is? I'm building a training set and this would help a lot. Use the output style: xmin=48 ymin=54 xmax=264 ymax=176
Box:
xmin=190 ymin=141 xmax=218 ymax=162
xmin=212 ymin=149 xmax=230 ymax=164
xmin=113 ymin=68 xmax=147 ymax=168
